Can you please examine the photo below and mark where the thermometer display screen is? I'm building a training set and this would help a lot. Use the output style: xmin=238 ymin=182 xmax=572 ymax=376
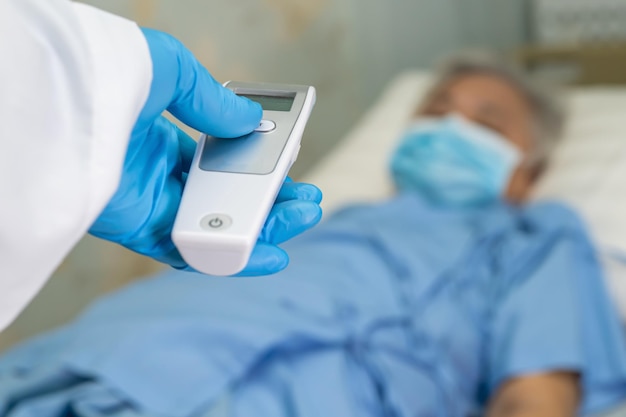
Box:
xmin=239 ymin=93 xmax=295 ymax=112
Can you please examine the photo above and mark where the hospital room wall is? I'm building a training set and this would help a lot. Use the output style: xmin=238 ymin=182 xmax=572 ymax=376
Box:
xmin=347 ymin=0 xmax=529 ymax=107
xmin=0 ymin=0 xmax=529 ymax=351
xmin=78 ymin=0 xmax=529 ymax=177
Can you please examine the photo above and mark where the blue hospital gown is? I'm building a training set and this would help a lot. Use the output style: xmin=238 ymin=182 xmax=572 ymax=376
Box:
xmin=2 ymin=193 xmax=626 ymax=417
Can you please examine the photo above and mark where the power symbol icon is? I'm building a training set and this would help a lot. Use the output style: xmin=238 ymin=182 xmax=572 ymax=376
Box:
xmin=208 ymin=218 xmax=223 ymax=228
xmin=200 ymin=214 xmax=232 ymax=231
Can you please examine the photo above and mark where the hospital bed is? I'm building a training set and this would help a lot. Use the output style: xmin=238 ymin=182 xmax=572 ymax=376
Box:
xmin=300 ymin=71 xmax=626 ymax=417
xmin=4 ymin=72 xmax=626 ymax=417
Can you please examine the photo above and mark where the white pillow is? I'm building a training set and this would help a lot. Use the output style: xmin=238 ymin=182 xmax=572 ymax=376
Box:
xmin=532 ymin=88 xmax=626 ymax=253
xmin=303 ymin=71 xmax=626 ymax=318
xmin=302 ymin=72 xmax=433 ymax=212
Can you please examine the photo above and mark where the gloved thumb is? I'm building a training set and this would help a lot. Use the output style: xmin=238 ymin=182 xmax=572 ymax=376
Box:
xmin=141 ymin=28 xmax=262 ymax=138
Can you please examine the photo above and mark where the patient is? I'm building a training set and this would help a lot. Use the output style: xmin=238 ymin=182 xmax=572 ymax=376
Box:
xmin=2 ymin=55 xmax=626 ymax=417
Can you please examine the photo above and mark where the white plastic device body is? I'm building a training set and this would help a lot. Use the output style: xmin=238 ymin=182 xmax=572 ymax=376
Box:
xmin=172 ymin=81 xmax=316 ymax=276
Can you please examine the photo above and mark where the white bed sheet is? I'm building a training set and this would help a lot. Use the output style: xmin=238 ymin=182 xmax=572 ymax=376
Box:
xmin=302 ymin=71 xmax=626 ymax=320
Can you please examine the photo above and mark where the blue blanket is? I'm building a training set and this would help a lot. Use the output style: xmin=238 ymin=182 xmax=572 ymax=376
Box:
xmin=2 ymin=194 xmax=626 ymax=417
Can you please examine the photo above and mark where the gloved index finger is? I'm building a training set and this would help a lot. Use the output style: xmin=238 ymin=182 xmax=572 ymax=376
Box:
xmin=143 ymin=29 xmax=262 ymax=139
xmin=169 ymin=54 xmax=262 ymax=138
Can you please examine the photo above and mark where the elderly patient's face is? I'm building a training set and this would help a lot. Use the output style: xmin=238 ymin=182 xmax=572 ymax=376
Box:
xmin=418 ymin=74 xmax=537 ymax=203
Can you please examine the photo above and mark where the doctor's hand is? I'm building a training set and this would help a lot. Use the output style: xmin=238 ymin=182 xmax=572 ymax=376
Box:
xmin=89 ymin=28 xmax=322 ymax=276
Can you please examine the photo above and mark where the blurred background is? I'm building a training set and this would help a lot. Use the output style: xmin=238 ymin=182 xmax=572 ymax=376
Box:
xmin=3 ymin=0 xmax=626 ymax=351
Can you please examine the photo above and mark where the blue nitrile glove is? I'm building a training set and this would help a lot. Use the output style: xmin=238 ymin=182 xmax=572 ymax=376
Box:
xmin=89 ymin=28 xmax=322 ymax=276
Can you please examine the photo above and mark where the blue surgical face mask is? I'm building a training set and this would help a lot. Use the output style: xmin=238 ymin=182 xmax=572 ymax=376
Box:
xmin=389 ymin=115 xmax=522 ymax=207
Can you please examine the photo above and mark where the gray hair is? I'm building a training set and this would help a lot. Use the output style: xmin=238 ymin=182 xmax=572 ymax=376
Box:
xmin=429 ymin=51 xmax=566 ymax=169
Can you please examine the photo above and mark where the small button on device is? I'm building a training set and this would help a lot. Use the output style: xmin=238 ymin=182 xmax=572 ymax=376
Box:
xmin=200 ymin=214 xmax=232 ymax=231
xmin=254 ymin=120 xmax=276 ymax=133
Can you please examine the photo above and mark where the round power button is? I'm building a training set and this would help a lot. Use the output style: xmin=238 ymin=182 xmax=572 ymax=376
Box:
xmin=254 ymin=120 xmax=276 ymax=133
xmin=200 ymin=214 xmax=232 ymax=231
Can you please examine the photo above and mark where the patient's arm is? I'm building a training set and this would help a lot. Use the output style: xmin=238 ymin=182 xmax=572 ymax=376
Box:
xmin=486 ymin=372 xmax=580 ymax=417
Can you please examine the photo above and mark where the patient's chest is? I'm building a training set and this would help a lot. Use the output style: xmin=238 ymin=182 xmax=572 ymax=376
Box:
xmin=281 ymin=195 xmax=531 ymax=411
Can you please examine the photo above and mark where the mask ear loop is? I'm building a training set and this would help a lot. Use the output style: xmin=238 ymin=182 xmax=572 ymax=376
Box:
xmin=513 ymin=141 xmax=553 ymax=195
xmin=526 ymin=158 xmax=547 ymax=184
xmin=523 ymin=126 xmax=556 ymax=183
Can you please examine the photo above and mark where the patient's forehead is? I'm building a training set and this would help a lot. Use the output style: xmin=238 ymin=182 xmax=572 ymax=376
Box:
xmin=420 ymin=73 xmax=534 ymax=153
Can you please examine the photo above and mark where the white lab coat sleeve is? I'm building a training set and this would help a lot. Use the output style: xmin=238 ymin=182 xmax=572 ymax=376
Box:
xmin=0 ymin=0 xmax=152 ymax=331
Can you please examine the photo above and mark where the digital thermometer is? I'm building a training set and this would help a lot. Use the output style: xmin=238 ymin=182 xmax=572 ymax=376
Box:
xmin=172 ymin=81 xmax=316 ymax=276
